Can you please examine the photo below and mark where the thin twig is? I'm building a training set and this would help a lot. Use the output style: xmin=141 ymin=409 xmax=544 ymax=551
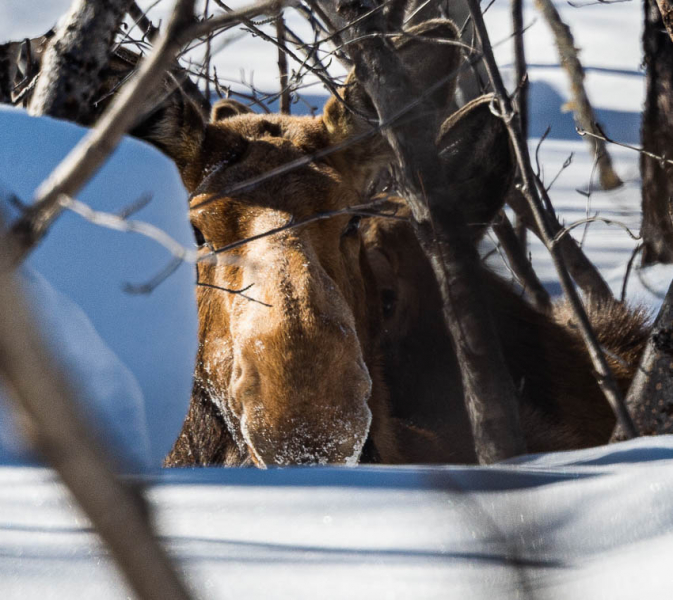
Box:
xmin=578 ymin=126 xmax=673 ymax=167
xmin=10 ymin=0 xmax=289 ymax=261
xmin=465 ymin=0 xmax=637 ymax=438
xmin=621 ymin=243 xmax=643 ymax=303
xmin=198 ymin=199 xmax=405 ymax=262
xmin=190 ymin=52 xmax=484 ymax=211
xmin=550 ymin=216 xmax=642 ymax=247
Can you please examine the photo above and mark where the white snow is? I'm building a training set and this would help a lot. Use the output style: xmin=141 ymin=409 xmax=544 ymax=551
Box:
xmin=2 ymin=0 xmax=672 ymax=597
xmin=2 ymin=437 xmax=673 ymax=599
xmin=0 ymin=106 xmax=197 ymax=467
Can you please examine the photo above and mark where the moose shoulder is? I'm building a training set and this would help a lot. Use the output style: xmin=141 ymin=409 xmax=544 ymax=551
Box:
xmin=132 ymin=18 xmax=648 ymax=467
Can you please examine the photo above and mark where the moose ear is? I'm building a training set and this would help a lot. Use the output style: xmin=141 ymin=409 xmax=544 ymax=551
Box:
xmin=322 ymin=19 xmax=461 ymax=187
xmin=211 ymin=98 xmax=253 ymax=122
xmin=131 ymin=90 xmax=208 ymax=189
xmin=435 ymin=94 xmax=514 ymax=239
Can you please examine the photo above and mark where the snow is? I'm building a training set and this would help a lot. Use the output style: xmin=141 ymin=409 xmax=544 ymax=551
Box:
xmin=2 ymin=436 xmax=673 ymax=599
xmin=0 ymin=267 xmax=150 ymax=469
xmin=2 ymin=0 xmax=673 ymax=597
xmin=0 ymin=106 xmax=197 ymax=467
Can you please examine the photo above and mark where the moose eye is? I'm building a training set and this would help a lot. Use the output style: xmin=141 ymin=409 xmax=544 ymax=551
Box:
xmin=192 ymin=224 xmax=207 ymax=247
xmin=381 ymin=288 xmax=397 ymax=319
xmin=342 ymin=215 xmax=361 ymax=238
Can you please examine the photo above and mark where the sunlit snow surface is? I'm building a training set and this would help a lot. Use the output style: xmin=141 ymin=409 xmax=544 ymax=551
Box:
xmin=1 ymin=437 xmax=673 ymax=599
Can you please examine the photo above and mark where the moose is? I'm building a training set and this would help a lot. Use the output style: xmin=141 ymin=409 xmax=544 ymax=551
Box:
xmin=2 ymin=17 xmax=648 ymax=466
xmin=120 ymin=18 xmax=645 ymax=467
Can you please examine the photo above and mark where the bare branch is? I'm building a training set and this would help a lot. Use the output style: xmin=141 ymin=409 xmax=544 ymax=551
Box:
xmin=550 ymin=215 xmax=642 ymax=247
xmin=492 ymin=210 xmax=552 ymax=312
xmin=612 ymin=278 xmax=673 ymax=441
xmin=465 ymin=0 xmax=638 ymax=439
xmin=29 ymin=0 xmax=135 ymax=122
xmin=59 ymin=194 xmax=198 ymax=262
xmin=578 ymin=126 xmax=673 ymax=167
xmin=10 ymin=0 xmax=288 ymax=261
xmin=533 ymin=0 xmax=622 ymax=190
xmin=511 ymin=0 xmax=529 ymax=248
xmin=275 ymin=12 xmax=291 ymax=114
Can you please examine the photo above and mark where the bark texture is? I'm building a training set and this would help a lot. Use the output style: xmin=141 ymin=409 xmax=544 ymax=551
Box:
xmin=29 ymin=0 xmax=134 ymax=122
xmin=641 ymin=0 xmax=673 ymax=265
xmin=612 ymin=279 xmax=673 ymax=441
xmin=316 ymin=1 xmax=527 ymax=464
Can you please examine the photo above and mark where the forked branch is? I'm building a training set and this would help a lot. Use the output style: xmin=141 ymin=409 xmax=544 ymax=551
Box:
xmin=9 ymin=0 xmax=291 ymax=262
xmin=464 ymin=0 xmax=637 ymax=439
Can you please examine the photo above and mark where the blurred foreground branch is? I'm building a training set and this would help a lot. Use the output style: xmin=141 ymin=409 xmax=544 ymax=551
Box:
xmin=0 ymin=217 xmax=194 ymax=600
xmin=10 ymin=0 xmax=289 ymax=262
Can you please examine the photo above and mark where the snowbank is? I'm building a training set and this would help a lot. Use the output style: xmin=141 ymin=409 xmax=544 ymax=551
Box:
xmin=1 ymin=436 xmax=673 ymax=599
xmin=0 ymin=106 xmax=197 ymax=467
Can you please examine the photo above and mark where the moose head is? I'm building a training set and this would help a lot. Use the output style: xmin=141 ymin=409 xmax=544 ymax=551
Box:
xmin=144 ymin=20 xmax=513 ymax=467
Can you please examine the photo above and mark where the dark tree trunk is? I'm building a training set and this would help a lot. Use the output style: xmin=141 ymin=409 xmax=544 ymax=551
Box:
xmin=28 ymin=0 xmax=134 ymax=123
xmin=612 ymin=278 xmax=673 ymax=441
xmin=316 ymin=1 xmax=527 ymax=464
xmin=0 ymin=43 xmax=17 ymax=103
xmin=641 ymin=0 xmax=673 ymax=265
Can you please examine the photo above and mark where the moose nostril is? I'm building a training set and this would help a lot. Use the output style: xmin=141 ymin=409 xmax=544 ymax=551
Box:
xmin=230 ymin=361 xmax=260 ymax=416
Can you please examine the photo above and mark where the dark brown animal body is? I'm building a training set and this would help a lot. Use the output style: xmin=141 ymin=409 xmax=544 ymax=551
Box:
xmin=363 ymin=199 xmax=650 ymax=462
xmin=123 ymin=17 xmax=647 ymax=467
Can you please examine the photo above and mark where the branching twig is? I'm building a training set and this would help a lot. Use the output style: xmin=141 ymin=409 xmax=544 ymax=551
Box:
xmin=550 ymin=216 xmax=642 ymax=247
xmin=578 ymin=126 xmax=673 ymax=167
xmin=59 ymin=194 xmax=198 ymax=262
xmin=621 ymin=243 xmax=642 ymax=303
xmin=10 ymin=0 xmax=289 ymax=261
xmin=465 ymin=0 xmax=637 ymax=438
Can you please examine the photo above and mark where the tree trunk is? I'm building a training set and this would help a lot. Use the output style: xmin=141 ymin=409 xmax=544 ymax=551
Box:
xmin=0 ymin=42 xmax=18 ymax=103
xmin=29 ymin=0 xmax=134 ymax=123
xmin=641 ymin=0 xmax=673 ymax=265
xmin=534 ymin=0 xmax=622 ymax=190
xmin=316 ymin=0 xmax=527 ymax=464
xmin=612 ymin=278 xmax=673 ymax=441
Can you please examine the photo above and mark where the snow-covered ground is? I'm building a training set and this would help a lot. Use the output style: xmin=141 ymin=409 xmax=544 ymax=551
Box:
xmin=3 ymin=436 xmax=673 ymax=599
xmin=2 ymin=0 xmax=673 ymax=597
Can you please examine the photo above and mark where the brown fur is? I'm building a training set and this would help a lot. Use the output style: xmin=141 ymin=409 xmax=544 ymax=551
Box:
xmin=362 ymin=199 xmax=651 ymax=461
xmin=159 ymin=20 xmax=467 ymax=467
xmin=140 ymin=17 xmax=649 ymax=467
xmin=162 ymin=105 xmax=409 ymax=467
